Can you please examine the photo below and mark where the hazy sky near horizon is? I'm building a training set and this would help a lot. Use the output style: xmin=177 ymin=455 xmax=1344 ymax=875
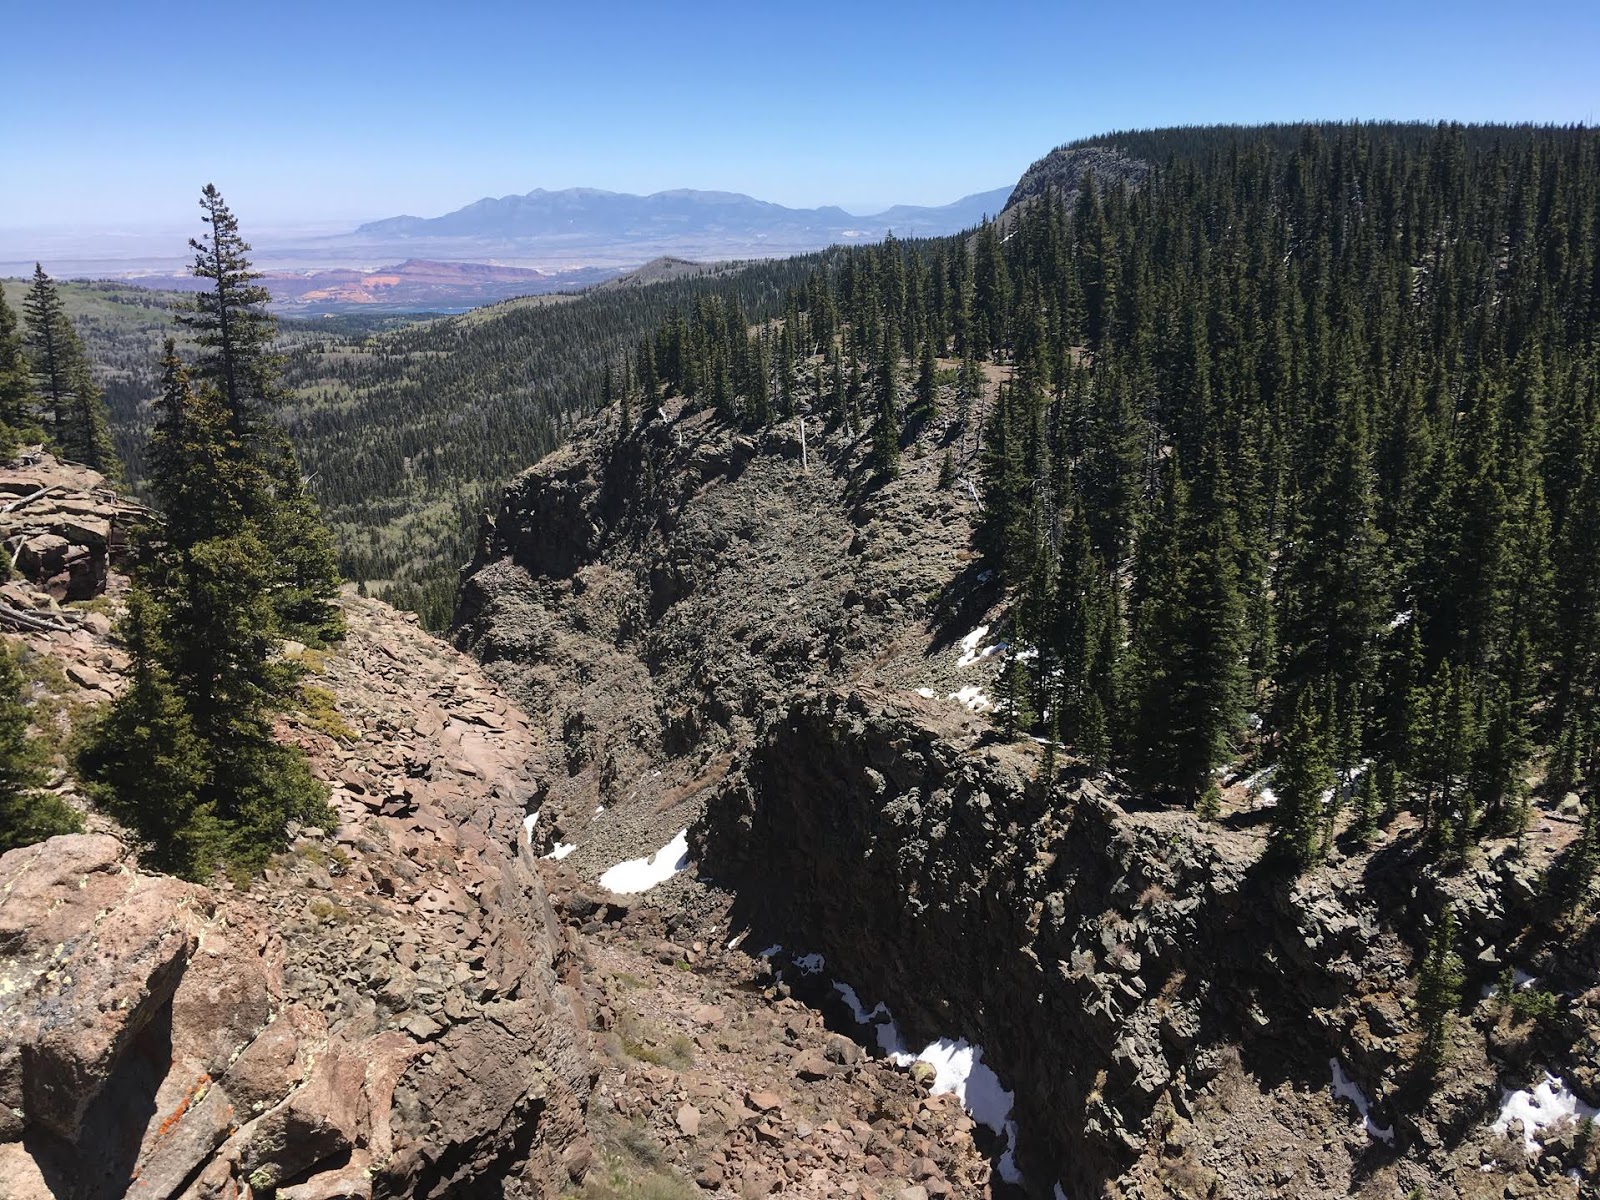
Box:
xmin=4 ymin=0 xmax=1597 ymax=233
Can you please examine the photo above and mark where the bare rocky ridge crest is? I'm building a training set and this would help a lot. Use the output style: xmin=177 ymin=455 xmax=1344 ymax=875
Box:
xmin=999 ymin=146 xmax=1153 ymax=224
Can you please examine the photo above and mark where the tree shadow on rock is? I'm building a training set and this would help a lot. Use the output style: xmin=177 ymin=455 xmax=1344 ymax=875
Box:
xmin=29 ymin=996 xmax=174 ymax=1200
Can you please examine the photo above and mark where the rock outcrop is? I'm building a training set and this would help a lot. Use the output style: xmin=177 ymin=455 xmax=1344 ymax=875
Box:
xmin=696 ymin=688 xmax=1596 ymax=1197
xmin=0 ymin=451 xmax=142 ymax=605
xmin=458 ymin=403 xmax=1600 ymax=1198
xmin=999 ymin=145 xmax=1152 ymax=223
xmin=0 ymin=459 xmax=594 ymax=1200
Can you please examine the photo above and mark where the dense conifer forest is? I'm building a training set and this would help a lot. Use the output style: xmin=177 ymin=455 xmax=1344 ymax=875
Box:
xmin=16 ymin=125 xmax=1600 ymax=848
xmin=11 ymin=265 xmax=834 ymax=626
xmin=604 ymin=121 xmax=1600 ymax=872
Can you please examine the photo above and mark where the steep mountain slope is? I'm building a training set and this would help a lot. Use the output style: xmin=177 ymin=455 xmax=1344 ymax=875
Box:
xmin=454 ymin=391 xmax=1600 ymax=1197
xmin=0 ymin=458 xmax=594 ymax=1200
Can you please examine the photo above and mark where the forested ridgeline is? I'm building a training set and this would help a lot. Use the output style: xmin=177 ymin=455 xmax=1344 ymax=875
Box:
xmin=605 ymin=122 xmax=1600 ymax=885
xmin=8 ymin=260 xmax=846 ymax=627
xmin=275 ymin=255 xmax=840 ymax=622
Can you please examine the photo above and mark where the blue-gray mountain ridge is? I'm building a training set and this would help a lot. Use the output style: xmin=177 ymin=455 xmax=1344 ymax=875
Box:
xmin=357 ymin=185 xmax=1014 ymax=242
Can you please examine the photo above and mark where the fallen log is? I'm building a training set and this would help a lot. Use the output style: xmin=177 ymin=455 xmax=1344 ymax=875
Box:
xmin=0 ymin=603 xmax=74 ymax=634
xmin=0 ymin=484 xmax=61 ymax=514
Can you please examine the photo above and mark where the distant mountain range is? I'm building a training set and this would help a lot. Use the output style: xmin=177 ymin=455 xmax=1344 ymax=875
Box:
xmin=355 ymin=185 xmax=1012 ymax=245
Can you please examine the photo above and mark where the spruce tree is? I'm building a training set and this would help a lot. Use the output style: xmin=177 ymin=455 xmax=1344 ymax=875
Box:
xmin=77 ymin=591 xmax=216 ymax=877
xmin=0 ymin=288 xmax=39 ymax=455
xmin=1273 ymin=381 xmax=1386 ymax=743
xmin=183 ymin=186 xmax=279 ymax=439
xmin=1472 ymin=632 xmax=1534 ymax=837
xmin=1054 ymin=500 xmax=1118 ymax=755
xmin=998 ymin=645 xmax=1036 ymax=740
xmin=913 ymin=336 xmax=938 ymax=425
xmin=871 ymin=322 xmax=901 ymax=477
xmin=1271 ymin=690 xmax=1334 ymax=868
xmin=21 ymin=266 xmax=119 ymax=476
xmin=179 ymin=185 xmax=342 ymax=643
xmin=1128 ymin=440 xmax=1249 ymax=804
xmin=22 ymin=265 xmax=73 ymax=445
xmin=957 ymin=350 xmax=983 ymax=455
xmin=63 ymin=356 xmax=119 ymax=479
xmin=0 ymin=642 xmax=81 ymax=851
xmin=1415 ymin=906 xmax=1463 ymax=1072
xmin=1352 ymin=768 xmax=1381 ymax=843
xmin=1412 ymin=661 xmax=1482 ymax=840
xmin=79 ymin=279 xmax=337 ymax=876
xmin=1124 ymin=453 xmax=1247 ymax=804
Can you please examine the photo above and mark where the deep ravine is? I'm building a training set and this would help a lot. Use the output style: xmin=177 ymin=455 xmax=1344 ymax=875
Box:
xmin=457 ymin=398 xmax=1600 ymax=1199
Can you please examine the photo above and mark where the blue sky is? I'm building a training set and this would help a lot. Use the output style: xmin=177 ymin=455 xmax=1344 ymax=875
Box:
xmin=3 ymin=0 xmax=1596 ymax=231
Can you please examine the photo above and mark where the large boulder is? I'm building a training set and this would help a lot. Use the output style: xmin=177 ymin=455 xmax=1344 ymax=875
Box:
xmin=0 ymin=835 xmax=200 ymax=1142
xmin=0 ymin=589 xmax=594 ymax=1199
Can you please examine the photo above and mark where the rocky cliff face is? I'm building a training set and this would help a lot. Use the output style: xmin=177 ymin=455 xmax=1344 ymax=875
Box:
xmin=0 ymin=456 xmax=593 ymax=1200
xmin=697 ymin=689 xmax=1598 ymax=1196
xmin=453 ymin=396 xmax=989 ymax=879
xmin=695 ymin=690 xmax=1400 ymax=1195
xmin=456 ymin=403 xmax=1600 ymax=1198
xmin=999 ymin=146 xmax=1152 ymax=221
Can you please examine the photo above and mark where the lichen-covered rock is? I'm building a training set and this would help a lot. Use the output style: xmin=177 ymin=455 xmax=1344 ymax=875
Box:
xmin=0 ymin=834 xmax=200 ymax=1142
xmin=0 ymin=590 xmax=594 ymax=1199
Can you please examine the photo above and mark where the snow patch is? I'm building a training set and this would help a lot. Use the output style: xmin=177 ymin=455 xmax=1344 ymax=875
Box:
xmin=1238 ymin=765 xmax=1274 ymax=790
xmin=1054 ymin=1185 xmax=1069 ymax=1200
xmin=1329 ymin=1059 xmax=1395 ymax=1143
xmin=834 ymin=981 xmax=889 ymax=1024
xmin=905 ymin=1039 xmax=1022 ymax=1183
xmin=758 ymin=944 xmax=782 ymax=959
xmin=915 ymin=687 xmax=937 ymax=699
xmin=794 ymin=952 xmax=826 ymax=975
xmin=824 ymin=973 xmax=1021 ymax=1182
xmin=957 ymin=625 xmax=1006 ymax=668
xmin=1492 ymin=1074 xmax=1598 ymax=1153
xmin=834 ymin=981 xmax=907 ymax=1058
xmin=1239 ymin=765 xmax=1279 ymax=810
xmin=543 ymin=842 xmax=578 ymax=860
xmin=948 ymin=685 xmax=993 ymax=713
xmin=597 ymin=828 xmax=689 ymax=894
xmin=522 ymin=810 xmax=540 ymax=841
xmin=1481 ymin=967 xmax=1540 ymax=1000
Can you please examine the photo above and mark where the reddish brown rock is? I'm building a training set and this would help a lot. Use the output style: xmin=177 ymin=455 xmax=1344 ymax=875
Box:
xmin=0 ymin=582 xmax=594 ymax=1200
xmin=0 ymin=834 xmax=199 ymax=1142
xmin=234 ymin=1040 xmax=368 ymax=1187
